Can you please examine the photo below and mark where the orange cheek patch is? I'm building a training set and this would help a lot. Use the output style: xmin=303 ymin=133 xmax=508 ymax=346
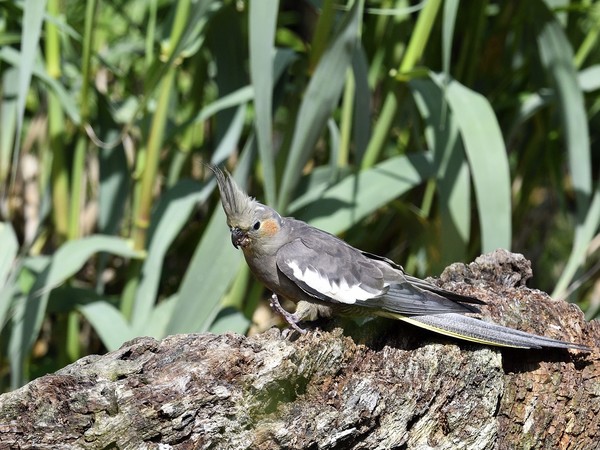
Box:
xmin=260 ymin=219 xmax=280 ymax=237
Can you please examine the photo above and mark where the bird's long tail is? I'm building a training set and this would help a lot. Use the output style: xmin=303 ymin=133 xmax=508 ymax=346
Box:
xmin=385 ymin=312 xmax=590 ymax=350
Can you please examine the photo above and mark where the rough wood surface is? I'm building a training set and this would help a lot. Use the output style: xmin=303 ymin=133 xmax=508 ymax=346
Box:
xmin=1 ymin=250 xmax=598 ymax=449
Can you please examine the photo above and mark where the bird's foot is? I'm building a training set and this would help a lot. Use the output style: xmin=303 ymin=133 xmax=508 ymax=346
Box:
xmin=269 ymin=293 xmax=307 ymax=335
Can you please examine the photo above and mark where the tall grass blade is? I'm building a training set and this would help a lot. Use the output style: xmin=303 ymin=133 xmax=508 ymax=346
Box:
xmin=9 ymin=0 xmax=47 ymax=195
xmin=210 ymin=104 xmax=247 ymax=164
xmin=190 ymin=85 xmax=254 ymax=125
xmin=249 ymin=0 xmax=278 ymax=206
xmin=0 ymin=47 xmax=80 ymax=124
xmin=443 ymin=77 xmax=512 ymax=252
xmin=410 ymin=77 xmax=470 ymax=266
xmin=78 ymin=302 xmax=134 ymax=351
xmin=278 ymin=0 xmax=364 ymax=211
xmin=442 ymin=0 xmax=459 ymax=80
xmin=553 ymin=184 xmax=600 ymax=299
xmin=533 ymin=1 xmax=592 ymax=216
xmin=0 ymin=223 xmax=19 ymax=329
xmin=352 ymin=46 xmax=371 ymax=165
xmin=0 ymin=68 xmax=18 ymax=186
xmin=132 ymin=180 xmax=212 ymax=332
xmin=165 ymin=141 xmax=254 ymax=334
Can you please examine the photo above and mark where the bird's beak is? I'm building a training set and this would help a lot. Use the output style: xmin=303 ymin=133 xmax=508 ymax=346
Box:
xmin=230 ymin=227 xmax=246 ymax=249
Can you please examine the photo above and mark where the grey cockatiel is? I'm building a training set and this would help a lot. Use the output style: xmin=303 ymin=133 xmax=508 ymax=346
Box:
xmin=211 ymin=166 xmax=589 ymax=350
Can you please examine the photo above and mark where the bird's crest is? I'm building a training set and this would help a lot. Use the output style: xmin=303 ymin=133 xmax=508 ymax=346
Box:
xmin=210 ymin=166 xmax=259 ymax=227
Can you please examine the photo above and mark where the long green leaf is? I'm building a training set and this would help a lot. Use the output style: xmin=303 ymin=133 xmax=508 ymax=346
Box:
xmin=249 ymin=0 xmax=278 ymax=206
xmin=0 ymin=68 xmax=18 ymax=185
xmin=132 ymin=180 xmax=213 ymax=332
xmin=165 ymin=140 xmax=254 ymax=334
xmin=553 ymin=183 xmax=600 ymax=300
xmin=209 ymin=307 xmax=251 ymax=335
xmin=140 ymin=294 xmax=178 ymax=339
xmin=206 ymin=5 xmax=248 ymax=144
xmin=327 ymin=118 xmax=341 ymax=172
xmin=442 ymin=0 xmax=459 ymax=80
xmin=292 ymin=153 xmax=434 ymax=235
xmin=278 ymin=0 xmax=364 ymax=211
xmin=78 ymin=302 xmax=134 ymax=351
xmin=96 ymin=123 xmax=129 ymax=236
xmin=578 ymin=65 xmax=600 ymax=92
xmin=351 ymin=45 xmax=371 ymax=164
xmin=0 ymin=223 xmax=19 ymax=329
xmin=211 ymin=104 xmax=248 ymax=164
xmin=443 ymin=77 xmax=512 ymax=252
xmin=0 ymin=46 xmax=80 ymax=124
xmin=533 ymin=1 xmax=592 ymax=218
xmin=192 ymin=85 xmax=254 ymax=125
xmin=8 ymin=0 xmax=48 ymax=193
xmin=410 ymin=77 xmax=471 ymax=266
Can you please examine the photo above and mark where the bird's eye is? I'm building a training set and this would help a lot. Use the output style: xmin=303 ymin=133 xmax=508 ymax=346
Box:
xmin=253 ymin=221 xmax=261 ymax=230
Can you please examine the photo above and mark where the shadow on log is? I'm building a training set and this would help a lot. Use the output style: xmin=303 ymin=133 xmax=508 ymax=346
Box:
xmin=1 ymin=250 xmax=599 ymax=449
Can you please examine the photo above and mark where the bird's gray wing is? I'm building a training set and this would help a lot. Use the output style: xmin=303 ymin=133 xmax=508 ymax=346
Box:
xmin=276 ymin=235 xmax=476 ymax=315
xmin=276 ymin=237 xmax=387 ymax=305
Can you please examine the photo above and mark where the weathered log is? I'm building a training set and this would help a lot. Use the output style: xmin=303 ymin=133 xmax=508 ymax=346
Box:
xmin=0 ymin=250 xmax=598 ymax=449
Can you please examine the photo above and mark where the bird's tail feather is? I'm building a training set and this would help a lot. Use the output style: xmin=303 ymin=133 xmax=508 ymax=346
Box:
xmin=383 ymin=312 xmax=590 ymax=350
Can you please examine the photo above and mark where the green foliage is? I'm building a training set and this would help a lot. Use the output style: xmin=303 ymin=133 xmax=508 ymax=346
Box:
xmin=0 ymin=0 xmax=598 ymax=390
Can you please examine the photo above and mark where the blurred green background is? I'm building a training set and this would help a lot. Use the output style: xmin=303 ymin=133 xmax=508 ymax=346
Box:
xmin=0 ymin=0 xmax=598 ymax=391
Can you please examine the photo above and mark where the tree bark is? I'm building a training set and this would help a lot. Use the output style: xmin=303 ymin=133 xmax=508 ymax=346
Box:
xmin=1 ymin=250 xmax=598 ymax=449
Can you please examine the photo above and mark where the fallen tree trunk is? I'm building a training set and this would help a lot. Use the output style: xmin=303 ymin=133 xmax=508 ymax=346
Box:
xmin=1 ymin=250 xmax=598 ymax=449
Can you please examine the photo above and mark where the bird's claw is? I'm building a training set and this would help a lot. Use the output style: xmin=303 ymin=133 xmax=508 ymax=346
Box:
xmin=269 ymin=293 xmax=307 ymax=335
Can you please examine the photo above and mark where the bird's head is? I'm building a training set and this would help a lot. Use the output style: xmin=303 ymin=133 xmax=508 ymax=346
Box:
xmin=211 ymin=166 xmax=283 ymax=252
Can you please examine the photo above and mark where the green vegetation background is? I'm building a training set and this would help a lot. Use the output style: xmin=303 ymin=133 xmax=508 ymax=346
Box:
xmin=0 ymin=0 xmax=598 ymax=391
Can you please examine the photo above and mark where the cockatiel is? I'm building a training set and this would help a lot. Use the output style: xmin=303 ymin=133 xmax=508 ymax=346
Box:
xmin=211 ymin=166 xmax=589 ymax=350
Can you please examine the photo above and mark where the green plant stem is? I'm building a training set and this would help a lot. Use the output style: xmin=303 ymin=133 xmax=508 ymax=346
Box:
xmin=168 ymin=122 xmax=203 ymax=187
xmin=46 ymin=0 xmax=69 ymax=240
xmin=309 ymin=0 xmax=336 ymax=73
xmin=361 ymin=93 xmax=397 ymax=169
xmin=79 ymin=0 xmax=96 ymax=122
xmin=362 ymin=0 xmax=442 ymax=169
xmin=121 ymin=259 xmax=142 ymax=320
xmin=420 ymin=178 xmax=436 ymax=217
xmin=338 ymin=68 xmax=355 ymax=167
xmin=145 ymin=0 xmax=158 ymax=68
xmin=68 ymin=0 xmax=97 ymax=240
xmin=131 ymin=0 xmax=191 ymax=251
xmin=168 ymin=54 xmax=206 ymax=187
xmin=67 ymin=311 xmax=80 ymax=361
xmin=132 ymin=67 xmax=176 ymax=251
xmin=398 ymin=0 xmax=441 ymax=74
xmin=124 ymin=0 xmax=191 ymax=319
xmin=575 ymin=22 xmax=600 ymax=68
xmin=68 ymin=137 xmax=87 ymax=239
xmin=48 ymin=96 xmax=69 ymax=238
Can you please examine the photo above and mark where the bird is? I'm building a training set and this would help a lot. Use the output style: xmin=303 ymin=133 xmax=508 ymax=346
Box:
xmin=210 ymin=166 xmax=590 ymax=351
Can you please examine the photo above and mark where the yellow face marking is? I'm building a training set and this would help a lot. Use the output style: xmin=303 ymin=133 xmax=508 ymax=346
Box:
xmin=260 ymin=218 xmax=280 ymax=237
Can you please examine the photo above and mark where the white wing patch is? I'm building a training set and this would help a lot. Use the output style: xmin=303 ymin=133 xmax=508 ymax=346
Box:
xmin=286 ymin=260 xmax=379 ymax=304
